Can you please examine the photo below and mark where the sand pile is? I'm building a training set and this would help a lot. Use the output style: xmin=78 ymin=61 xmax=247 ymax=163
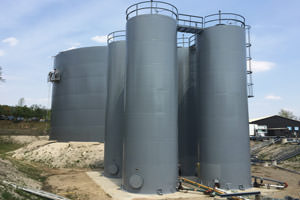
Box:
xmin=12 ymin=140 xmax=104 ymax=168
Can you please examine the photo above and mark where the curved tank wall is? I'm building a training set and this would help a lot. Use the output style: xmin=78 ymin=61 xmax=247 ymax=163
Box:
xmin=196 ymin=25 xmax=251 ymax=189
xmin=177 ymin=47 xmax=189 ymax=107
xmin=123 ymin=14 xmax=178 ymax=194
xmin=104 ymin=40 xmax=126 ymax=178
xmin=50 ymin=46 xmax=108 ymax=142
xmin=178 ymin=46 xmax=198 ymax=176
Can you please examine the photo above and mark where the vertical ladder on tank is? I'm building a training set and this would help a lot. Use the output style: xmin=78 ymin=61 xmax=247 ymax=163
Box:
xmin=246 ymin=25 xmax=254 ymax=98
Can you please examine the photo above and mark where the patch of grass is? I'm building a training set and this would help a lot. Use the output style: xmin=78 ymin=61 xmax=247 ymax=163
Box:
xmin=0 ymin=139 xmax=24 ymax=159
xmin=9 ymin=159 xmax=47 ymax=183
xmin=0 ymin=121 xmax=49 ymax=136
xmin=65 ymin=193 xmax=79 ymax=199
xmin=0 ymin=139 xmax=46 ymax=182
xmin=287 ymin=154 xmax=300 ymax=162
xmin=257 ymin=153 xmax=269 ymax=160
xmin=0 ymin=186 xmax=48 ymax=200
xmin=1 ymin=190 xmax=18 ymax=200
xmin=0 ymin=143 xmax=23 ymax=155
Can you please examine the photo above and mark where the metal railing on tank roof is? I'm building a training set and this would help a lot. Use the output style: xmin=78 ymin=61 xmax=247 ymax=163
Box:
xmin=177 ymin=36 xmax=189 ymax=47
xmin=204 ymin=10 xmax=245 ymax=28
xmin=126 ymin=1 xmax=178 ymax=20
xmin=107 ymin=30 xmax=126 ymax=44
xmin=178 ymin=14 xmax=203 ymax=29
xmin=177 ymin=34 xmax=197 ymax=47
xmin=188 ymin=34 xmax=196 ymax=47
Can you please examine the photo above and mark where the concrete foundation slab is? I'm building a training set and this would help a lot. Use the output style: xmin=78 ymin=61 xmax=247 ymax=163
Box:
xmin=86 ymin=171 xmax=209 ymax=200
xmin=86 ymin=171 xmax=281 ymax=200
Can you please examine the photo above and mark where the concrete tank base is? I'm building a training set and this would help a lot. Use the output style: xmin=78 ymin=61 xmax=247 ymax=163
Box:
xmin=86 ymin=171 xmax=278 ymax=200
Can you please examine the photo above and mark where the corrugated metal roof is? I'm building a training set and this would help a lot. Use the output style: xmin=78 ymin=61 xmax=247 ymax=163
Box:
xmin=249 ymin=115 xmax=276 ymax=123
xmin=249 ymin=115 xmax=300 ymax=123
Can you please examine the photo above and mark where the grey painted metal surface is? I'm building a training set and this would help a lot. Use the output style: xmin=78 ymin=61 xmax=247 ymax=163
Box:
xmin=177 ymin=46 xmax=198 ymax=176
xmin=178 ymin=47 xmax=189 ymax=104
xmin=50 ymin=46 xmax=108 ymax=142
xmin=123 ymin=14 xmax=178 ymax=194
xmin=104 ymin=39 xmax=126 ymax=178
xmin=196 ymin=25 xmax=251 ymax=189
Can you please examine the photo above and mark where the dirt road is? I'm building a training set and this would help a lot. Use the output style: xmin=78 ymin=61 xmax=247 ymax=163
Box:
xmin=44 ymin=169 xmax=111 ymax=200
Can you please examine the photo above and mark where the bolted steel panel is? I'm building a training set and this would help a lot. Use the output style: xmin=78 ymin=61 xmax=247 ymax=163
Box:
xmin=123 ymin=14 xmax=178 ymax=194
xmin=50 ymin=46 xmax=108 ymax=142
xmin=104 ymin=40 xmax=126 ymax=178
xmin=196 ymin=25 xmax=251 ymax=189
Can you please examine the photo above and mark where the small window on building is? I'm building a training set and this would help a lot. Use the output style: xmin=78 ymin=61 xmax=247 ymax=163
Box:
xmin=294 ymin=127 xmax=299 ymax=131
xmin=287 ymin=126 xmax=292 ymax=131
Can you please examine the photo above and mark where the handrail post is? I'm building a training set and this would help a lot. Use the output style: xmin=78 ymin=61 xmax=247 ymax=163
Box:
xmin=136 ymin=4 xmax=138 ymax=16
xmin=151 ymin=0 xmax=153 ymax=14
xmin=218 ymin=10 xmax=221 ymax=25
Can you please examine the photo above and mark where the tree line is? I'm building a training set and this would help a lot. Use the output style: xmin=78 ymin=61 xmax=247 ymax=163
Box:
xmin=0 ymin=104 xmax=50 ymax=120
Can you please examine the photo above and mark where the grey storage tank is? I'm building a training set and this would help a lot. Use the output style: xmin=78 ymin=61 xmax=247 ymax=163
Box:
xmin=196 ymin=14 xmax=251 ymax=189
xmin=122 ymin=2 xmax=178 ymax=194
xmin=50 ymin=46 xmax=108 ymax=142
xmin=104 ymin=31 xmax=126 ymax=178
xmin=177 ymin=36 xmax=198 ymax=176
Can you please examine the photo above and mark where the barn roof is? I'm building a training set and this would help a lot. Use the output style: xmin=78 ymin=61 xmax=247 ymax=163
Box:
xmin=249 ymin=115 xmax=300 ymax=123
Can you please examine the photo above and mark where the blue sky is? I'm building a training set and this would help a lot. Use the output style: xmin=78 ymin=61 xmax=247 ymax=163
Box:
xmin=0 ymin=0 xmax=299 ymax=119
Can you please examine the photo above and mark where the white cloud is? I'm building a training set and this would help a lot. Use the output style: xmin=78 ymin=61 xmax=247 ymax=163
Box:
xmin=251 ymin=60 xmax=275 ymax=72
xmin=2 ymin=37 xmax=19 ymax=46
xmin=265 ymin=95 xmax=281 ymax=100
xmin=0 ymin=49 xmax=4 ymax=56
xmin=91 ymin=35 xmax=107 ymax=43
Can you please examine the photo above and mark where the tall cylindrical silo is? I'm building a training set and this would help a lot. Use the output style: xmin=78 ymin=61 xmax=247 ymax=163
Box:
xmin=177 ymin=45 xmax=198 ymax=176
xmin=123 ymin=12 xmax=178 ymax=194
xmin=196 ymin=25 xmax=251 ymax=189
xmin=50 ymin=46 xmax=108 ymax=142
xmin=104 ymin=31 xmax=126 ymax=178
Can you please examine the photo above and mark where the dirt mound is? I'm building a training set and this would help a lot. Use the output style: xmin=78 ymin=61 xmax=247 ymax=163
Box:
xmin=12 ymin=140 xmax=104 ymax=168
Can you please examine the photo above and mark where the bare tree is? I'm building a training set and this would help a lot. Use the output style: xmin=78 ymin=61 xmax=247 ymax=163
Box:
xmin=18 ymin=98 xmax=25 ymax=107
xmin=0 ymin=66 xmax=5 ymax=82
xmin=278 ymin=109 xmax=297 ymax=120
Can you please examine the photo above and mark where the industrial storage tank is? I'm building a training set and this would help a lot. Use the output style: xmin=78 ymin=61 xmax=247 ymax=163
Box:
xmin=196 ymin=14 xmax=251 ymax=189
xmin=50 ymin=46 xmax=108 ymax=142
xmin=104 ymin=31 xmax=126 ymax=178
xmin=122 ymin=2 xmax=178 ymax=194
xmin=177 ymin=36 xmax=198 ymax=176
xmin=177 ymin=37 xmax=189 ymax=108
